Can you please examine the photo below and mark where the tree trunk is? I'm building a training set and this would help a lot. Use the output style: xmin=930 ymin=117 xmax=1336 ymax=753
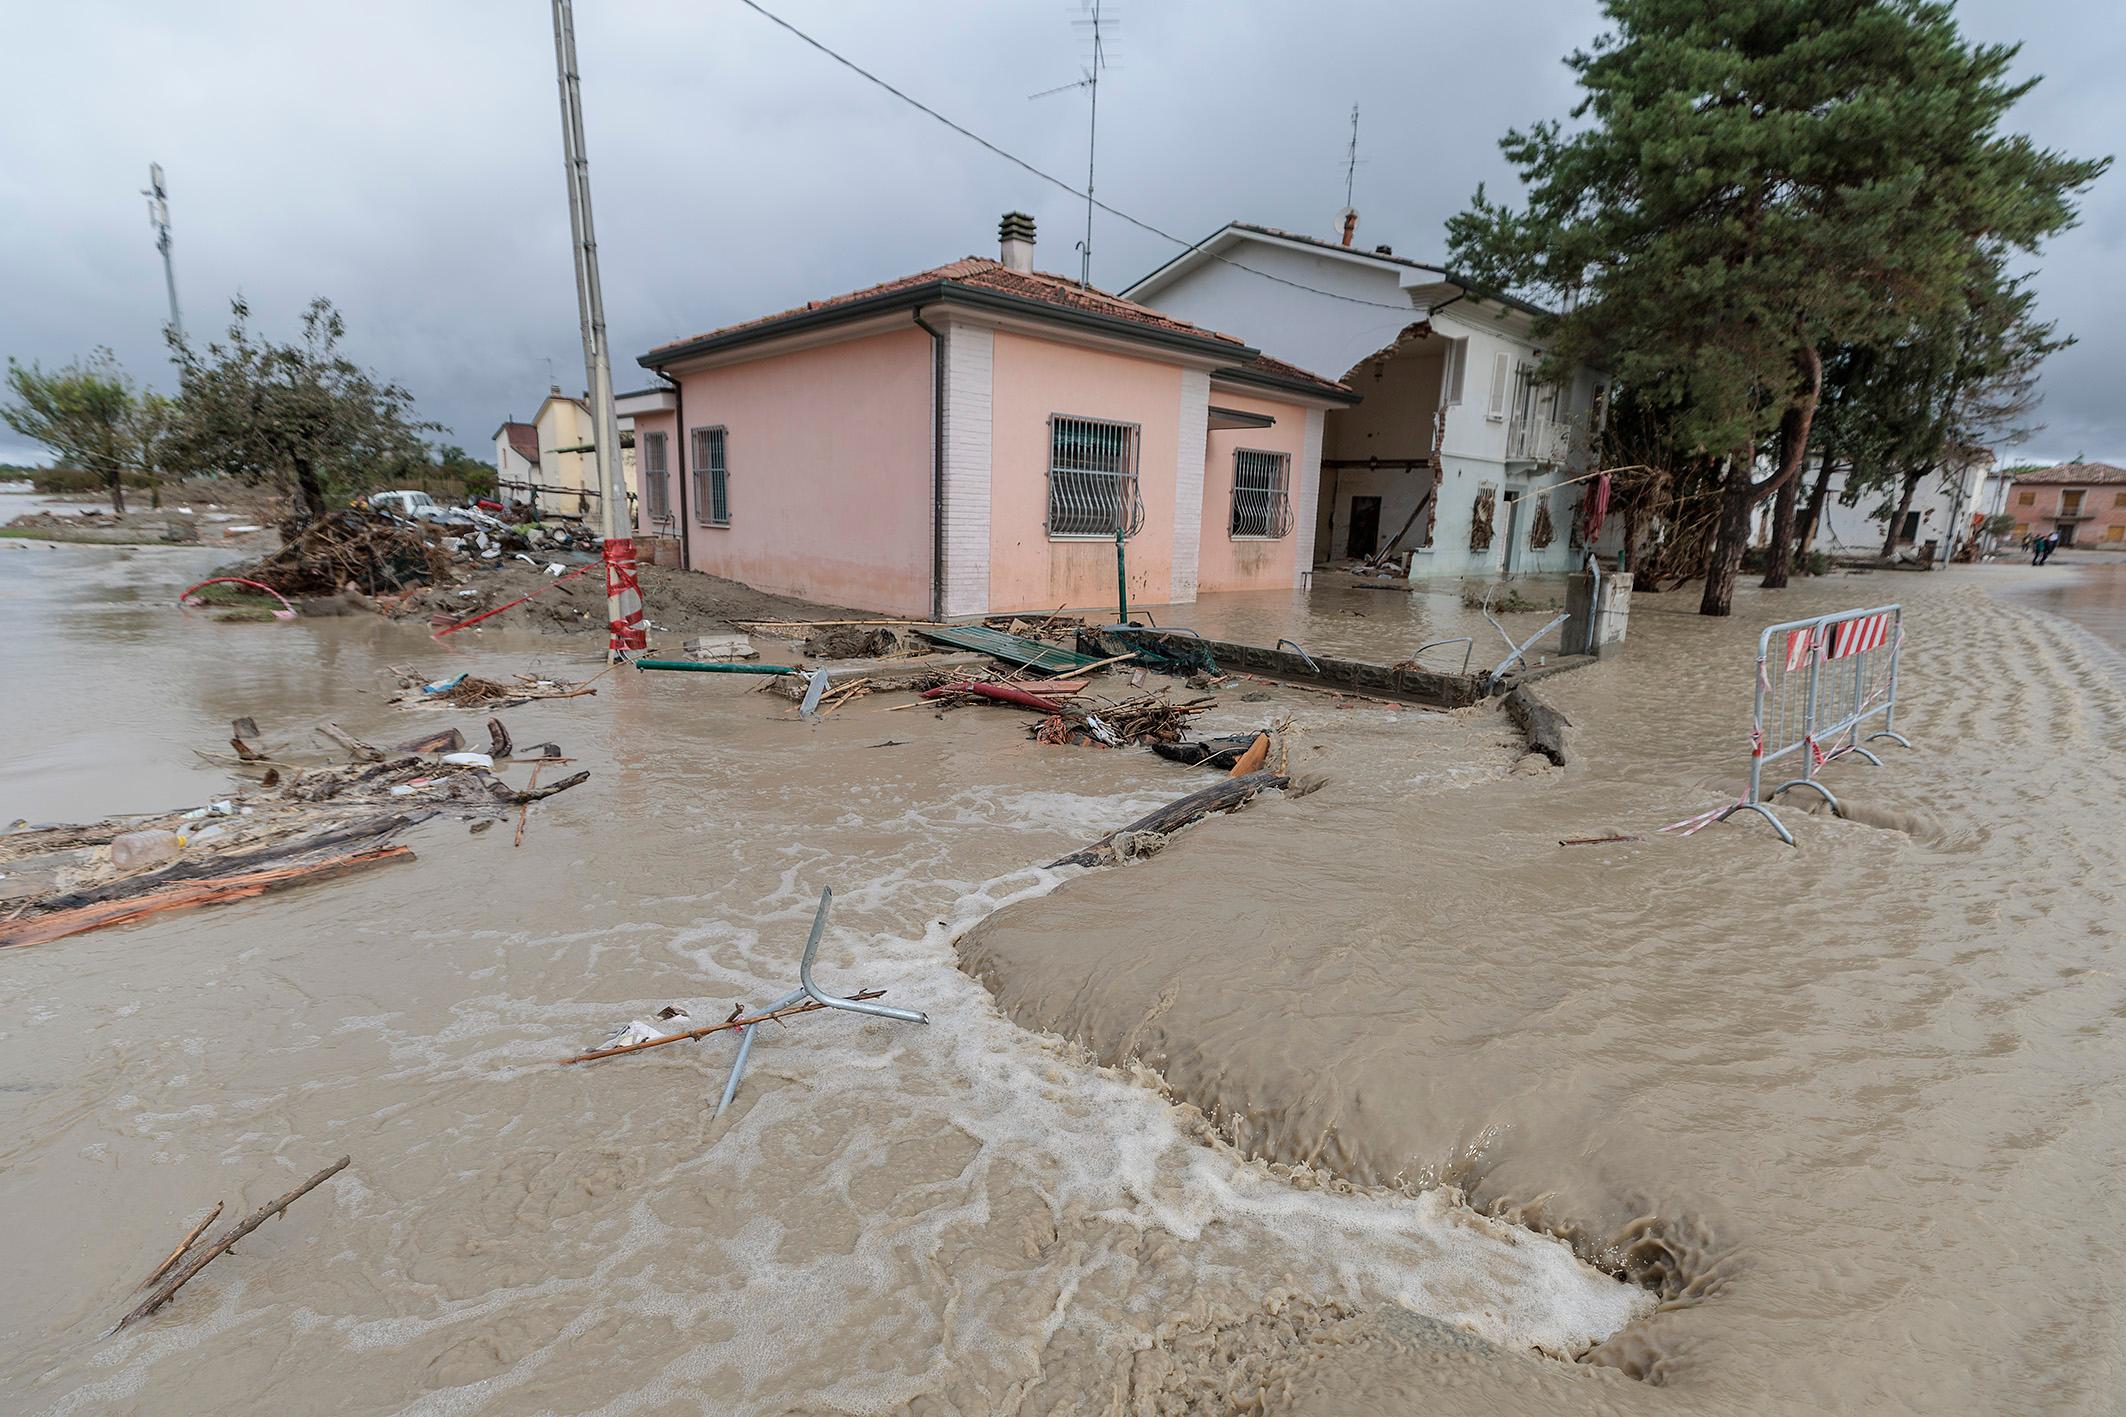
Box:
xmin=1699 ymin=454 xmax=1754 ymax=617
xmin=1758 ymin=404 xmax=1807 ymax=588
xmin=1797 ymin=450 xmax=1837 ymax=553
xmin=292 ymin=457 xmax=329 ymax=524
xmin=107 ymin=468 xmax=126 ymax=516
xmin=1879 ymin=468 xmax=1928 ymax=560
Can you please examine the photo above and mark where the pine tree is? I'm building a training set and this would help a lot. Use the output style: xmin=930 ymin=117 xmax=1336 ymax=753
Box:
xmin=1447 ymin=0 xmax=2107 ymax=614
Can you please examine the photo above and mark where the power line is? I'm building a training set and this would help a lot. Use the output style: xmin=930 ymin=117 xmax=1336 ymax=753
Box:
xmin=731 ymin=0 xmax=1415 ymax=313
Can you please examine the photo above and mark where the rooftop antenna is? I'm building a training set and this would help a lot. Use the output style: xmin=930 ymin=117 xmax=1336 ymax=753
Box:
xmin=141 ymin=163 xmax=182 ymax=342
xmin=1338 ymin=104 xmax=1361 ymax=248
xmin=1030 ymin=2 xmax=1113 ymax=286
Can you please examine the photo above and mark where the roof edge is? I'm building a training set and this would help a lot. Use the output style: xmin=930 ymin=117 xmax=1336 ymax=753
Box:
xmin=1212 ymin=362 xmax=1361 ymax=406
xmin=642 ymin=278 xmax=1258 ymax=371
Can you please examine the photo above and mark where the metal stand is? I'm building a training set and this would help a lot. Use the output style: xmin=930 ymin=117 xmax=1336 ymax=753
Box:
xmin=712 ymin=887 xmax=926 ymax=1120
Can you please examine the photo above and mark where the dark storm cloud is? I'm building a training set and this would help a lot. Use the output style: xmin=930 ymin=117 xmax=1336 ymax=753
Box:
xmin=2 ymin=1 xmax=2117 ymax=466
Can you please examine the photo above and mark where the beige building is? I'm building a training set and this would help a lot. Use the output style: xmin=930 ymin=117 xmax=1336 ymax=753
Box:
xmin=491 ymin=386 xmax=639 ymax=520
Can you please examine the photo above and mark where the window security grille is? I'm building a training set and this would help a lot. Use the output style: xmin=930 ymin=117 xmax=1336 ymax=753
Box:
xmin=691 ymin=427 xmax=728 ymax=526
xmin=1047 ymin=415 xmax=1144 ymax=537
xmin=1229 ymin=449 xmax=1292 ymax=538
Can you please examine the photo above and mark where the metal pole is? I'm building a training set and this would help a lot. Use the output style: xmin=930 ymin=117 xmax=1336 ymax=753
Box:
xmin=1114 ymin=526 xmax=1128 ymax=623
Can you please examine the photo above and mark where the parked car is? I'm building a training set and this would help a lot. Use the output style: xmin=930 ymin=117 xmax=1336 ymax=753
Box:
xmin=367 ymin=490 xmax=505 ymax=531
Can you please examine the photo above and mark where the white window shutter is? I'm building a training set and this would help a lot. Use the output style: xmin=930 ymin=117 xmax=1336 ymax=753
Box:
xmin=1485 ymin=351 xmax=1511 ymax=421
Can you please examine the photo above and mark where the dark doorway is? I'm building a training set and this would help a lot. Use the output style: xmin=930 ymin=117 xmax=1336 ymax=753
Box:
xmin=1346 ymin=496 xmax=1381 ymax=558
xmin=1899 ymin=510 xmax=1921 ymax=544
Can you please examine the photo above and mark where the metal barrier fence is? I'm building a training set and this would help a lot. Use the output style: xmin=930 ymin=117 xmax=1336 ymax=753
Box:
xmin=1667 ymin=603 xmax=1911 ymax=844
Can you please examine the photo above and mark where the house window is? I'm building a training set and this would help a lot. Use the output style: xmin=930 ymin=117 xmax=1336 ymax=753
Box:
xmin=691 ymin=427 xmax=728 ymax=526
xmin=2017 ymin=490 xmax=2036 ymax=506
xmin=1229 ymin=449 xmax=1292 ymax=538
xmin=1047 ymin=415 xmax=1143 ymax=537
xmin=1438 ymin=339 xmax=1466 ymax=406
xmin=2114 ymin=491 xmax=2126 ymax=508
xmin=641 ymin=431 xmax=670 ymax=523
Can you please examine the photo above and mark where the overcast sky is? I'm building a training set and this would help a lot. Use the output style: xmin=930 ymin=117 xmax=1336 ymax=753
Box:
xmin=4 ymin=0 xmax=2119 ymax=469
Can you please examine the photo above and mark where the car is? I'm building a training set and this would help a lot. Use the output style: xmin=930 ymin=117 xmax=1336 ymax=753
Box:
xmin=366 ymin=490 xmax=500 ymax=530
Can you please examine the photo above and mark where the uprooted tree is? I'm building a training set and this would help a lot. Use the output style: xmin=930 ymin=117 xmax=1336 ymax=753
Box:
xmin=1 ymin=350 xmax=178 ymax=514
xmin=1446 ymin=0 xmax=2107 ymax=615
xmin=170 ymin=297 xmax=434 ymax=524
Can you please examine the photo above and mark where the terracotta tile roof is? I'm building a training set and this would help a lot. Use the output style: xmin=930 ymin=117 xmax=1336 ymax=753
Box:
xmin=2012 ymin=461 xmax=2126 ymax=486
xmin=499 ymin=421 xmax=539 ymax=464
xmin=643 ymin=257 xmax=1353 ymax=399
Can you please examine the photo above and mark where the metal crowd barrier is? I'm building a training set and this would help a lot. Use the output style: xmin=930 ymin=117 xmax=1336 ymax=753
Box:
xmin=1671 ymin=603 xmax=1912 ymax=844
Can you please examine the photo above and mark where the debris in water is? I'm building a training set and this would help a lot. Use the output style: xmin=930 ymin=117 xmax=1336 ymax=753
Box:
xmin=1048 ymin=770 xmax=1293 ymax=869
xmin=116 ymin=1156 xmax=351 ymax=1331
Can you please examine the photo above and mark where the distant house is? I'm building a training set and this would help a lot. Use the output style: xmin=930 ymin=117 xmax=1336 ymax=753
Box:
xmin=1122 ymin=220 xmax=1608 ymax=580
xmin=2005 ymin=462 xmax=2126 ymax=549
xmin=491 ymin=388 xmax=639 ymax=519
xmin=629 ymin=213 xmax=1357 ymax=618
xmin=492 ymin=421 xmax=540 ymax=503
xmin=1765 ymin=447 xmax=1994 ymax=561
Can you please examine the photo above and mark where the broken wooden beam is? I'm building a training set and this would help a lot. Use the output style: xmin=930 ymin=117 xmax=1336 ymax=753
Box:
xmin=1047 ymin=769 xmax=1291 ymax=869
xmin=1136 ymin=632 xmax=1486 ymax=709
xmin=1504 ymin=684 xmax=1573 ymax=766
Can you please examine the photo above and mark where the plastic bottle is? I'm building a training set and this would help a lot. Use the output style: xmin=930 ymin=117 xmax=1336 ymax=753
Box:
xmin=110 ymin=830 xmax=184 ymax=871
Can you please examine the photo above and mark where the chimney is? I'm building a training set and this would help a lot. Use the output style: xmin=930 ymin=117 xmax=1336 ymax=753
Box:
xmin=999 ymin=211 xmax=1036 ymax=273
xmin=1339 ymin=207 xmax=1357 ymax=248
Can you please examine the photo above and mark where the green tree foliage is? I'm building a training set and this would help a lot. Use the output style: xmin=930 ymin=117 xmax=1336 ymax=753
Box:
xmin=1448 ymin=0 xmax=2107 ymax=614
xmin=433 ymin=444 xmax=497 ymax=499
xmin=1 ymin=349 xmax=154 ymax=513
xmin=170 ymin=297 xmax=434 ymax=523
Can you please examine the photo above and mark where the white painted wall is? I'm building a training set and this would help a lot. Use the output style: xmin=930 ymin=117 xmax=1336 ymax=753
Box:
xmin=1131 ymin=229 xmax=1597 ymax=584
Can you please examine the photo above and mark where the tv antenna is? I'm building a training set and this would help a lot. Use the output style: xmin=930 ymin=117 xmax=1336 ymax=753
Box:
xmin=1343 ymin=104 xmax=1361 ymax=210
xmin=1029 ymin=1 xmax=1113 ymax=286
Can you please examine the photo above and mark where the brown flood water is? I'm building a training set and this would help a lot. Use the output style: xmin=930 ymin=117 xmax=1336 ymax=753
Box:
xmin=2 ymin=521 xmax=2121 ymax=1415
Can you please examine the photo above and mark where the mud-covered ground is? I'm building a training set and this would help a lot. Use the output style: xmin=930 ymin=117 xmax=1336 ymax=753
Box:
xmin=1 ymin=529 xmax=2120 ymax=1415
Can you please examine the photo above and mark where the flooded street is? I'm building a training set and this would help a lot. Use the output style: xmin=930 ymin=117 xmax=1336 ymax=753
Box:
xmin=3 ymin=534 xmax=2122 ymax=1414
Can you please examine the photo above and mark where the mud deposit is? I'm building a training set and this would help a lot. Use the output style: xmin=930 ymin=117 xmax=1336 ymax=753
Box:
xmin=2 ymin=538 xmax=2121 ymax=1415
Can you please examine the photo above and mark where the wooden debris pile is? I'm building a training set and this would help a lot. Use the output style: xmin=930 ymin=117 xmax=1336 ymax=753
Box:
xmin=240 ymin=507 xmax=453 ymax=598
xmin=388 ymin=664 xmax=607 ymax=710
xmin=1029 ymin=691 xmax=1217 ymax=748
xmin=0 ymin=717 xmax=589 ymax=949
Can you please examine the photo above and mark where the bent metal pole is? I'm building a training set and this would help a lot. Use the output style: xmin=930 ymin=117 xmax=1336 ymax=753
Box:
xmin=551 ymin=0 xmax=644 ymax=658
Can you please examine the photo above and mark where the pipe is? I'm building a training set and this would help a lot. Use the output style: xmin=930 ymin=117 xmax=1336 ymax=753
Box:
xmin=635 ymin=659 xmax=795 ymax=675
xmin=913 ymin=308 xmax=945 ymax=621
xmin=799 ymin=888 xmax=928 ymax=1025
xmin=714 ymin=987 xmax=806 ymax=1121
xmin=1114 ymin=527 xmax=1128 ymax=623
xmin=661 ymin=370 xmax=689 ymax=570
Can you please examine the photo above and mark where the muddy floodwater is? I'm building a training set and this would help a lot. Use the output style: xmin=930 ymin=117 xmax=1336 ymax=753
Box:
xmin=3 ymin=524 xmax=2122 ymax=1415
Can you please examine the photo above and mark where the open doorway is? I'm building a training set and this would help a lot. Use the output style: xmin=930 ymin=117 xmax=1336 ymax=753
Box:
xmin=1345 ymin=497 xmax=1382 ymax=557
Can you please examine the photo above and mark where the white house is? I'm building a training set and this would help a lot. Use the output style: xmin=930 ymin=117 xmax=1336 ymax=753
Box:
xmin=1124 ymin=220 xmax=1605 ymax=580
xmin=1762 ymin=447 xmax=1996 ymax=563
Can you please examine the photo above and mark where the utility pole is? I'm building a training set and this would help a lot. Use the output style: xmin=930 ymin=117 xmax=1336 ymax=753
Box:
xmin=142 ymin=163 xmax=182 ymax=342
xmin=550 ymin=0 xmax=642 ymax=656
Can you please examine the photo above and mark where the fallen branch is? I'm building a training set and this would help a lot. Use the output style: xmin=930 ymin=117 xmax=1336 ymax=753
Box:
xmin=0 ymin=847 xmax=414 ymax=950
xmin=1047 ymin=769 xmax=1290 ymax=869
xmin=137 ymin=1202 xmax=223 ymax=1292
xmin=515 ymin=763 xmax=541 ymax=848
xmin=117 ymin=1157 xmax=351 ymax=1331
xmin=1504 ymin=685 xmax=1573 ymax=766
xmin=1560 ymin=833 xmax=1642 ymax=847
xmin=558 ymin=989 xmax=887 ymax=1065
xmin=504 ymin=769 xmax=589 ymax=805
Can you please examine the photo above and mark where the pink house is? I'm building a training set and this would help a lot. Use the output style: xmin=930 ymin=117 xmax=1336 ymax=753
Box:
xmin=629 ymin=214 xmax=1357 ymax=618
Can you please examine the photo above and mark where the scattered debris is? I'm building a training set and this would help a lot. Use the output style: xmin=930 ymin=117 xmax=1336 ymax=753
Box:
xmin=1030 ymin=692 xmax=1216 ymax=749
xmin=242 ymin=508 xmax=451 ymax=598
xmin=389 ymin=665 xmax=607 ymax=710
xmin=685 ymin=633 xmax=761 ymax=661
xmin=0 ymin=718 xmax=590 ymax=949
xmin=117 ymin=1156 xmax=351 ymax=1332
xmin=1151 ymin=734 xmax=1261 ymax=770
xmin=137 ymin=1202 xmax=223 ymax=1293
xmin=1561 ymin=833 xmax=1643 ymax=847
xmin=1047 ymin=769 xmax=1293 ymax=869
xmin=915 ymin=623 xmax=1104 ymax=673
